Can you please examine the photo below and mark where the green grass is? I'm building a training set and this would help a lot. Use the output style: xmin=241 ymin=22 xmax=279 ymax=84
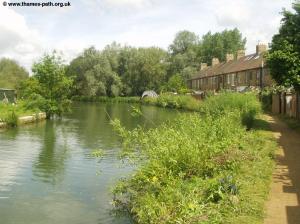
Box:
xmin=111 ymin=92 xmax=276 ymax=224
xmin=0 ymin=101 xmax=40 ymax=127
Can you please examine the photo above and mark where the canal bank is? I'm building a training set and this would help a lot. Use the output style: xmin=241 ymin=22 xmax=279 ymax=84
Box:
xmin=0 ymin=112 xmax=46 ymax=129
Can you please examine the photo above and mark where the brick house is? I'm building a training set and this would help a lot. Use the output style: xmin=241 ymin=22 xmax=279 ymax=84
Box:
xmin=187 ymin=44 xmax=273 ymax=92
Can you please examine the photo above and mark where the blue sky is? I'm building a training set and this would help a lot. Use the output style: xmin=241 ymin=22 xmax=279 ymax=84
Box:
xmin=0 ymin=0 xmax=294 ymax=71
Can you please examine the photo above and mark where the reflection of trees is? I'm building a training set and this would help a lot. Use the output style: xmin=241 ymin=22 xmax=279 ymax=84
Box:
xmin=33 ymin=121 xmax=69 ymax=185
xmin=0 ymin=126 xmax=19 ymax=141
xmin=70 ymin=103 xmax=180 ymax=150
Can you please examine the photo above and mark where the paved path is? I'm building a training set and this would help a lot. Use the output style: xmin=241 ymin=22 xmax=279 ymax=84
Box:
xmin=264 ymin=115 xmax=300 ymax=224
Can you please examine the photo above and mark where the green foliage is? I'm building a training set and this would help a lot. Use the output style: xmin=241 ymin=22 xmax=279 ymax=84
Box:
xmin=161 ymin=74 xmax=188 ymax=93
xmin=142 ymin=93 xmax=261 ymax=128
xmin=267 ymin=3 xmax=300 ymax=91
xmin=141 ymin=94 xmax=200 ymax=111
xmin=0 ymin=58 xmax=29 ymax=89
xmin=66 ymin=28 xmax=246 ymax=97
xmin=112 ymin=93 xmax=273 ymax=223
xmin=169 ymin=30 xmax=200 ymax=55
xmin=119 ymin=47 xmax=168 ymax=95
xmin=66 ymin=46 xmax=123 ymax=97
xmin=67 ymin=45 xmax=168 ymax=97
xmin=72 ymin=95 xmax=141 ymax=103
xmin=19 ymin=52 xmax=73 ymax=118
xmin=201 ymin=28 xmax=246 ymax=64
xmin=0 ymin=101 xmax=39 ymax=127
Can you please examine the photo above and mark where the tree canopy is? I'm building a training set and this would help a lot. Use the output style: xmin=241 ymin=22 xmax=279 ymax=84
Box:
xmin=0 ymin=58 xmax=29 ymax=89
xmin=63 ymin=28 xmax=246 ymax=98
xmin=20 ymin=53 xmax=73 ymax=118
xmin=267 ymin=3 xmax=300 ymax=91
xmin=167 ymin=28 xmax=246 ymax=80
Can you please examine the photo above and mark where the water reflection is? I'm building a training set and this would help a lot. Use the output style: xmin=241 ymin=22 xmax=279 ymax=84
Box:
xmin=33 ymin=121 xmax=69 ymax=184
xmin=0 ymin=102 xmax=180 ymax=224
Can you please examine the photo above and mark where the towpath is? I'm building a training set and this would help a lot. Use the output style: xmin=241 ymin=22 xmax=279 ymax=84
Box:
xmin=264 ymin=115 xmax=300 ymax=224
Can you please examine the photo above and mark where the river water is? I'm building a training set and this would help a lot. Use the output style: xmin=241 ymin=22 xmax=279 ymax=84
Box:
xmin=0 ymin=103 xmax=180 ymax=224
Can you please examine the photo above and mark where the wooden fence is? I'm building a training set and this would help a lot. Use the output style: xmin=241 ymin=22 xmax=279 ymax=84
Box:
xmin=271 ymin=92 xmax=300 ymax=119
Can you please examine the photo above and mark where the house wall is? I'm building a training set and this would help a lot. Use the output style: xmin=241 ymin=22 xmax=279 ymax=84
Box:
xmin=190 ymin=67 xmax=274 ymax=92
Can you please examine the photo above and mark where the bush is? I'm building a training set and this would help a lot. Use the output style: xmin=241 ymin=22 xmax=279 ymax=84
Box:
xmin=142 ymin=93 xmax=201 ymax=111
xmin=112 ymin=92 xmax=275 ymax=223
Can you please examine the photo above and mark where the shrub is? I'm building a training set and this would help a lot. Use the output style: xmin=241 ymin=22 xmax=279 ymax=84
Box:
xmin=112 ymin=92 xmax=275 ymax=223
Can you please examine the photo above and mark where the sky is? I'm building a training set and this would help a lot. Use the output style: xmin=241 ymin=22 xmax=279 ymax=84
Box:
xmin=0 ymin=0 xmax=295 ymax=72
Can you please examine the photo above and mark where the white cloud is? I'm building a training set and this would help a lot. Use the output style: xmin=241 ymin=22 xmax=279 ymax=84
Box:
xmin=0 ymin=0 xmax=295 ymax=71
xmin=0 ymin=1 xmax=43 ymax=71
xmin=102 ymin=0 xmax=152 ymax=8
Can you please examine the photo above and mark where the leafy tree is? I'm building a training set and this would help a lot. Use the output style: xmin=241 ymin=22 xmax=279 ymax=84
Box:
xmin=168 ymin=31 xmax=201 ymax=79
xmin=121 ymin=47 xmax=168 ymax=95
xmin=20 ymin=53 xmax=73 ymax=118
xmin=169 ymin=30 xmax=200 ymax=55
xmin=201 ymin=28 xmax=246 ymax=64
xmin=67 ymin=46 xmax=123 ymax=97
xmin=267 ymin=3 xmax=300 ymax=91
xmin=0 ymin=58 xmax=29 ymax=89
xmin=168 ymin=29 xmax=246 ymax=80
xmin=162 ymin=74 xmax=187 ymax=93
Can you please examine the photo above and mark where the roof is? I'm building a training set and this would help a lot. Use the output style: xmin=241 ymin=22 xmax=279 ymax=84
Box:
xmin=189 ymin=52 xmax=266 ymax=80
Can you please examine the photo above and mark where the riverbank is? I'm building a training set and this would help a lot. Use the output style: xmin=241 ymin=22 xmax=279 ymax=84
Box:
xmin=112 ymin=92 xmax=278 ymax=223
xmin=0 ymin=112 xmax=46 ymax=128
xmin=73 ymin=94 xmax=201 ymax=111
xmin=0 ymin=101 xmax=43 ymax=128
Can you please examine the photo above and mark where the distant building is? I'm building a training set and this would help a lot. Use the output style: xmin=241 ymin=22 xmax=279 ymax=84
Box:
xmin=0 ymin=88 xmax=16 ymax=103
xmin=187 ymin=44 xmax=273 ymax=92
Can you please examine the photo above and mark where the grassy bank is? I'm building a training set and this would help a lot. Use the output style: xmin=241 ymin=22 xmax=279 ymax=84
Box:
xmin=0 ymin=101 xmax=39 ymax=127
xmin=72 ymin=95 xmax=141 ymax=103
xmin=112 ymin=93 xmax=277 ymax=223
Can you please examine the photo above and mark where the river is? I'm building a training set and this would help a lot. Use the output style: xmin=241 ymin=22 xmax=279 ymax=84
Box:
xmin=0 ymin=102 xmax=180 ymax=224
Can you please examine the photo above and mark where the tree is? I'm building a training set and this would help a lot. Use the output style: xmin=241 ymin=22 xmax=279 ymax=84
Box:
xmin=168 ymin=31 xmax=201 ymax=79
xmin=20 ymin=53 xmax=73 ymax=118
xmin=0 ymin=58 xmax=29 ymax=89
xmin=162 ymin=74 xmax=187 ymax=93
xmin=169 ymin=30 xmax=200 ymax=55
xmin=267 ymin=3 xmax=300 ymax=91
xmin=121 ymin=47 xmax=168 ymax=95
xmin=67 ymin=46 xmax=123 ymax=97
xmin=201 ymin=28 xmax=246 ymax=64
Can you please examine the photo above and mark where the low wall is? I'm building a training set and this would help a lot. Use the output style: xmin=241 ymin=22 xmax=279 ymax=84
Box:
xmin=0 ymin=112 xmax=46 ymax=128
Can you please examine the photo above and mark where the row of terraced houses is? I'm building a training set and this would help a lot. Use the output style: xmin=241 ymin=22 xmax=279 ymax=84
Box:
xmin=187 ymin=44 xmax=273 ymax=92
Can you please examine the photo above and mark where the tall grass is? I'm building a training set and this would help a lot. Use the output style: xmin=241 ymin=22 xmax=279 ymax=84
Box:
xmin=112 ymin=92 xmax=275 ymax=224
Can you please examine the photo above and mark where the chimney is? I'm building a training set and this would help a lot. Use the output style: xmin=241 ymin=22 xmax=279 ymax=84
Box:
xmin=200 ymin=63 xmax=207 ymax=70
xmin=237 ymin=50 xmax=245 ymax=60
xmin=256 ymin=44 xmax=267 ymax=54
xmin=212 ymin=58 xmax=220 ymax=66
xmin=226 ymin=54 xmax=234 ymax=62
